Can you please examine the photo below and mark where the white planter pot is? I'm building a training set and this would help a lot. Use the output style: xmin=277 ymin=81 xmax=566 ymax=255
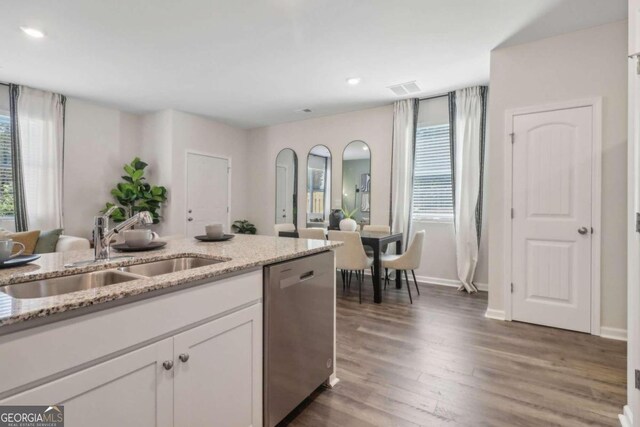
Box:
xmin=339 ymin=218 xmax=357 ymax=232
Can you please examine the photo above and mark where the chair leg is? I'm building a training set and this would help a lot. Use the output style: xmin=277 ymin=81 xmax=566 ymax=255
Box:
xmin=404 ymin=270 xmax=413 ymax=304
xmin=340 ymin=270 xmax=346 ymax=291
xmin=411 ymin=270 xmax=420 ymax=295
xmin=348 ymin=271 xmax=353 ymax=289
xmin=370 ymin=266 xmax=374 ymax=278
xmin=358 ymin=271 xmax=362 ymax=304
xmin=384 ymin=268 xmax=389 ymax=290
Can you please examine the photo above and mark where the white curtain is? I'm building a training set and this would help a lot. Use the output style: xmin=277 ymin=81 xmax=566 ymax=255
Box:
xmin=16 ymin=86 xmax=65 ymax=230
xmin=453 ymin=87 xmax=485 ymax=293
xmin=390 ymin=99 xmax=417 ymax=247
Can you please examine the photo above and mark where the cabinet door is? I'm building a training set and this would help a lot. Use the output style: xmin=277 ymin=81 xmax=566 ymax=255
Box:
xmin=174 ymin=303 xmax=262 ymax=427
xmin=1 ymin=338 xmax=173 ymax=427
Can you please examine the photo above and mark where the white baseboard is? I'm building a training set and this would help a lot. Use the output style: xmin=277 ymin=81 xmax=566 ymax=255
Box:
xmin=600 ymin=326 xmax=627 ymax=341
xmin=474 ymin=282 xmax=489 ymax=292
xmin=619 ymin=405 xmax=633 ymax=427
xmin=485 ymin=308 xmax=506 ymax=321
xmin=414 ymin=275 xmax=489 ymax=292
xmin=414 ymin=275 xmax=460 ymax=288
xmin=362 ymin=271 xmax=488 ymax=292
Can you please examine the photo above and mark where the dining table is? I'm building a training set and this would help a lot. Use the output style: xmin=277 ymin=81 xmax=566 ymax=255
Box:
xmin=278 ymin=229 xmax=403 ymax=303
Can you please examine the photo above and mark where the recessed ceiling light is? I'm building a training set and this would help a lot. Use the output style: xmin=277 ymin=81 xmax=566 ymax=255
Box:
xmin=20 ymin=27 xmax=45 ymax=38
xmin=346 ymin=77 xmax=361 ymax=86
xmin=363 ymin=146 xmax=369 ymax=151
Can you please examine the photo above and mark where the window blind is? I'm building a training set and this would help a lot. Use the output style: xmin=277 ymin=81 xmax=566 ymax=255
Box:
xmin=0 ymin=115 xmax=13 ymax=218
xmin=411 ymin=123 xmax=453 ymax=221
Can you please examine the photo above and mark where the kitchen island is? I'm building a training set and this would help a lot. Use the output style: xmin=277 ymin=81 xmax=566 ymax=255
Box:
xmin=0 ymin=235 xmax=340 ymax=427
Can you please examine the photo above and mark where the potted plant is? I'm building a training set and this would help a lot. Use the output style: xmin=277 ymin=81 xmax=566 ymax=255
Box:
xmin=339 ymin=204 xmax=358 ymax=231
xmin=102 ymin=157 xmax=168 ymax=224
xmin=232 ymin=220 xmax=257 ymax=234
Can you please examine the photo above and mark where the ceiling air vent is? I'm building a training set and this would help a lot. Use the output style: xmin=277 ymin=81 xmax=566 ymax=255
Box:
xmin=388 ymin=81 xmax=421 ymax=96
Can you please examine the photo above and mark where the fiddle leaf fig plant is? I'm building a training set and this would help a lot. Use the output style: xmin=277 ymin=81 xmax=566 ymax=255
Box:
xmin=102 ymin=157 xmax=168 ymax=224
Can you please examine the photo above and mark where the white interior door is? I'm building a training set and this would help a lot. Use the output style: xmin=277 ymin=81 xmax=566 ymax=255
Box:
xmin=186 ymin=153 xmax=229 ymax=237
xmin=276 ymin=166 xmax=288 ymax=224
xmin=512 ymin=106 xmax=593 ymax=333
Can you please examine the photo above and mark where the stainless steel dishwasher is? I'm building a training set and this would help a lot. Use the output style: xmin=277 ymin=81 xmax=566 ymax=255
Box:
xmin=263 ymin=250 xmax=335 ymax=427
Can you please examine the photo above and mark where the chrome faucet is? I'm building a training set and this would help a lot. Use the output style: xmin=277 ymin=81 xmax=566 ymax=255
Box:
xmin=94 ymin=208 xmax=154 ymax=262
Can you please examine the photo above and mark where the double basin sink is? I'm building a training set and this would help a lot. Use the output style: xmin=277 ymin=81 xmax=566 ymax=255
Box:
xmin=0 ymin=257 xmax=220 ymax=300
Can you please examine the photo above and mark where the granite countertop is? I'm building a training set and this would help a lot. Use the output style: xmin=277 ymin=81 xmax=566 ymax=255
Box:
xmin=0 ymin=235 xmax=341 ymax=329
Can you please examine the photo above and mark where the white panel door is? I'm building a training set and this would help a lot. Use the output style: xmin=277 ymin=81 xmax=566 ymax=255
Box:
xmin=1 ymin=338 xmax=173 ymax=427
xmin=186 ymin=153 xmax=229 ymax=237
xmin=173 ymin=304 xmax=262 ymax=427
xmin=512 ymin=106 xmax=593 ymax=332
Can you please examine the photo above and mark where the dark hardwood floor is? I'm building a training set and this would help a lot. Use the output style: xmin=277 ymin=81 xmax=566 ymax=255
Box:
xmin=287 ymin=276 xmax=627 ymax=426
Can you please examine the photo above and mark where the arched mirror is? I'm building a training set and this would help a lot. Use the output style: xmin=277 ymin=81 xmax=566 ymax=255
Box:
xmin=275 ymin=149 xmax=298 ymax=228
xmin=342 ymin=140 xmax=371 ymax=226
xmin=306 ymin=145 xmax=332 ymax=228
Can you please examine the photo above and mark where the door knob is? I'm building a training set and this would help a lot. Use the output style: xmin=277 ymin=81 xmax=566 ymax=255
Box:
xmin=187 ymin=217 xmax=193 ymax=222
xmin=188 ymin=209 xmax=192 ymax=214
xmin=162 ymin=360 xmax=174 ymax=370
xmin=578 ymin=227 xmax=588 ymax=235
xmin=178 ymin=353 xmax=190 ymax=363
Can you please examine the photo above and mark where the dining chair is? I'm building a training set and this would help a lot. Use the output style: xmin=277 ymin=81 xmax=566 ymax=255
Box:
xmin=362 ymin=225 xmax=391 ymax=233
xmin=274 ymin=223 xmax=296 ymax=236
xmin=327 ymin=231 xmax=373 ymax=304
xmin=298 ymin=228 xmax=326 ymax=240
xmin=381 ymin=230 xmax=425 ymax=304
xmin=362 ymin=224 xmax=391 ymax=257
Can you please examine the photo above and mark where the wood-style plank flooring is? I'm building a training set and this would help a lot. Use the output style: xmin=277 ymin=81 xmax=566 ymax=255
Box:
xmin=286 ymin=277 xmax=626 ymax=426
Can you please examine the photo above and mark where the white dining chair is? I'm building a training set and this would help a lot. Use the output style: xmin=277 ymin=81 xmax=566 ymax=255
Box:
xmin=381 ymin=230 xmax=425 ymax=304
xmin=327 ymin=231 xmax=373 ymax=304
xmin=274 ymin=223 xmax=296 ymax=236
xmin=298 ymin=228 xmax=326 ymax=240
xmin=362 ymin=224 xmax=391 ymax=257
xmin=362 ymin=225 xmax=391 ymax=233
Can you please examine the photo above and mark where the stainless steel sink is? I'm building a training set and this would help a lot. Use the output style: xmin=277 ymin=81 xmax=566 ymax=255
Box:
xmin=0 ymin=270 xmax=143 ymax=299
xmin=117 ymin=257 xmax=220 ymax=277
xmin=0 ymin=256 xmax=221 ymax=300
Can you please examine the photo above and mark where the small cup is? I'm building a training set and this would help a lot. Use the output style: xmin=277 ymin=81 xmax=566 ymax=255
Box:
xmin=205 ymin=223 xmax=223 ymax=239
xmin=0 ymin=239 xmax=25 ymax=262
xmin=123 ymin=229 xmax=155 ymax=247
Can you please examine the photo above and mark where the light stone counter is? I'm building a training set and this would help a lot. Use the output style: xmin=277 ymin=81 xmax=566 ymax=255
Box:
xmin=0 ymin=234 xmax=340 ymax=328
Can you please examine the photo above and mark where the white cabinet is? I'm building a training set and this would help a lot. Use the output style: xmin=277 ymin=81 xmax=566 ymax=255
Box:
xmin=1 ymin=304 xmax=262 ymax=427
xmin=0 ymin=269 xmax=264 ymax=427
xmin=174 ymin=304 xmax=262 ymax=427
xmin=1 ymin=339 xmax=174 ymax=427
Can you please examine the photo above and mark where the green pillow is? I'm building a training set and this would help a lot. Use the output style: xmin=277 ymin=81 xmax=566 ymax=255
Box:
xmin=34 ymin=229 xmax=63 ymax=254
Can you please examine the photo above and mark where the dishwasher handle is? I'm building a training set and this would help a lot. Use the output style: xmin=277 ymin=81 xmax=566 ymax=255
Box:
xmin=280 ymin=270 xmax=315 ymax=289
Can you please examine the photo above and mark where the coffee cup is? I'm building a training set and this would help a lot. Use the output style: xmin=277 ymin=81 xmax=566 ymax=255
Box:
xmin=123 ymin=229 xmax=155 ymax=247
xmin=205 ymin=223 xmax=224 ymax=239
xmin=0 ymin=239 xmax=25 ymax=262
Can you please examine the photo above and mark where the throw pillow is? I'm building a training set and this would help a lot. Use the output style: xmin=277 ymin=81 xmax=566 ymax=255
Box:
xmin=34 ymin=228 xmax=64 ymax=254
xmin=9 ymin=230 xmax=41 ymax=255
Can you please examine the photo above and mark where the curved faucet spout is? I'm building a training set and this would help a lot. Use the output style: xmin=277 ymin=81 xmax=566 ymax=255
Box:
xmin=94 ymin=211 xmax=154 ymax=262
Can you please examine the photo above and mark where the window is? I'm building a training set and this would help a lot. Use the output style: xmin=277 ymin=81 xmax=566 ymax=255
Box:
xmin=412 ymin=96 xmax=453 ymax=221
xmin=0 ymin=113 xmax=13 ymax=219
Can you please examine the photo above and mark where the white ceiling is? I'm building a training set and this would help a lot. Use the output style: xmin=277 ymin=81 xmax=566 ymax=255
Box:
xmin=0 ymin=0 xmax=626 ymax=129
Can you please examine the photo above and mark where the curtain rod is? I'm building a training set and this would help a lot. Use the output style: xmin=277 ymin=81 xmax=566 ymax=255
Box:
xmin=418 ymin=93 xmax=448 ymax=101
